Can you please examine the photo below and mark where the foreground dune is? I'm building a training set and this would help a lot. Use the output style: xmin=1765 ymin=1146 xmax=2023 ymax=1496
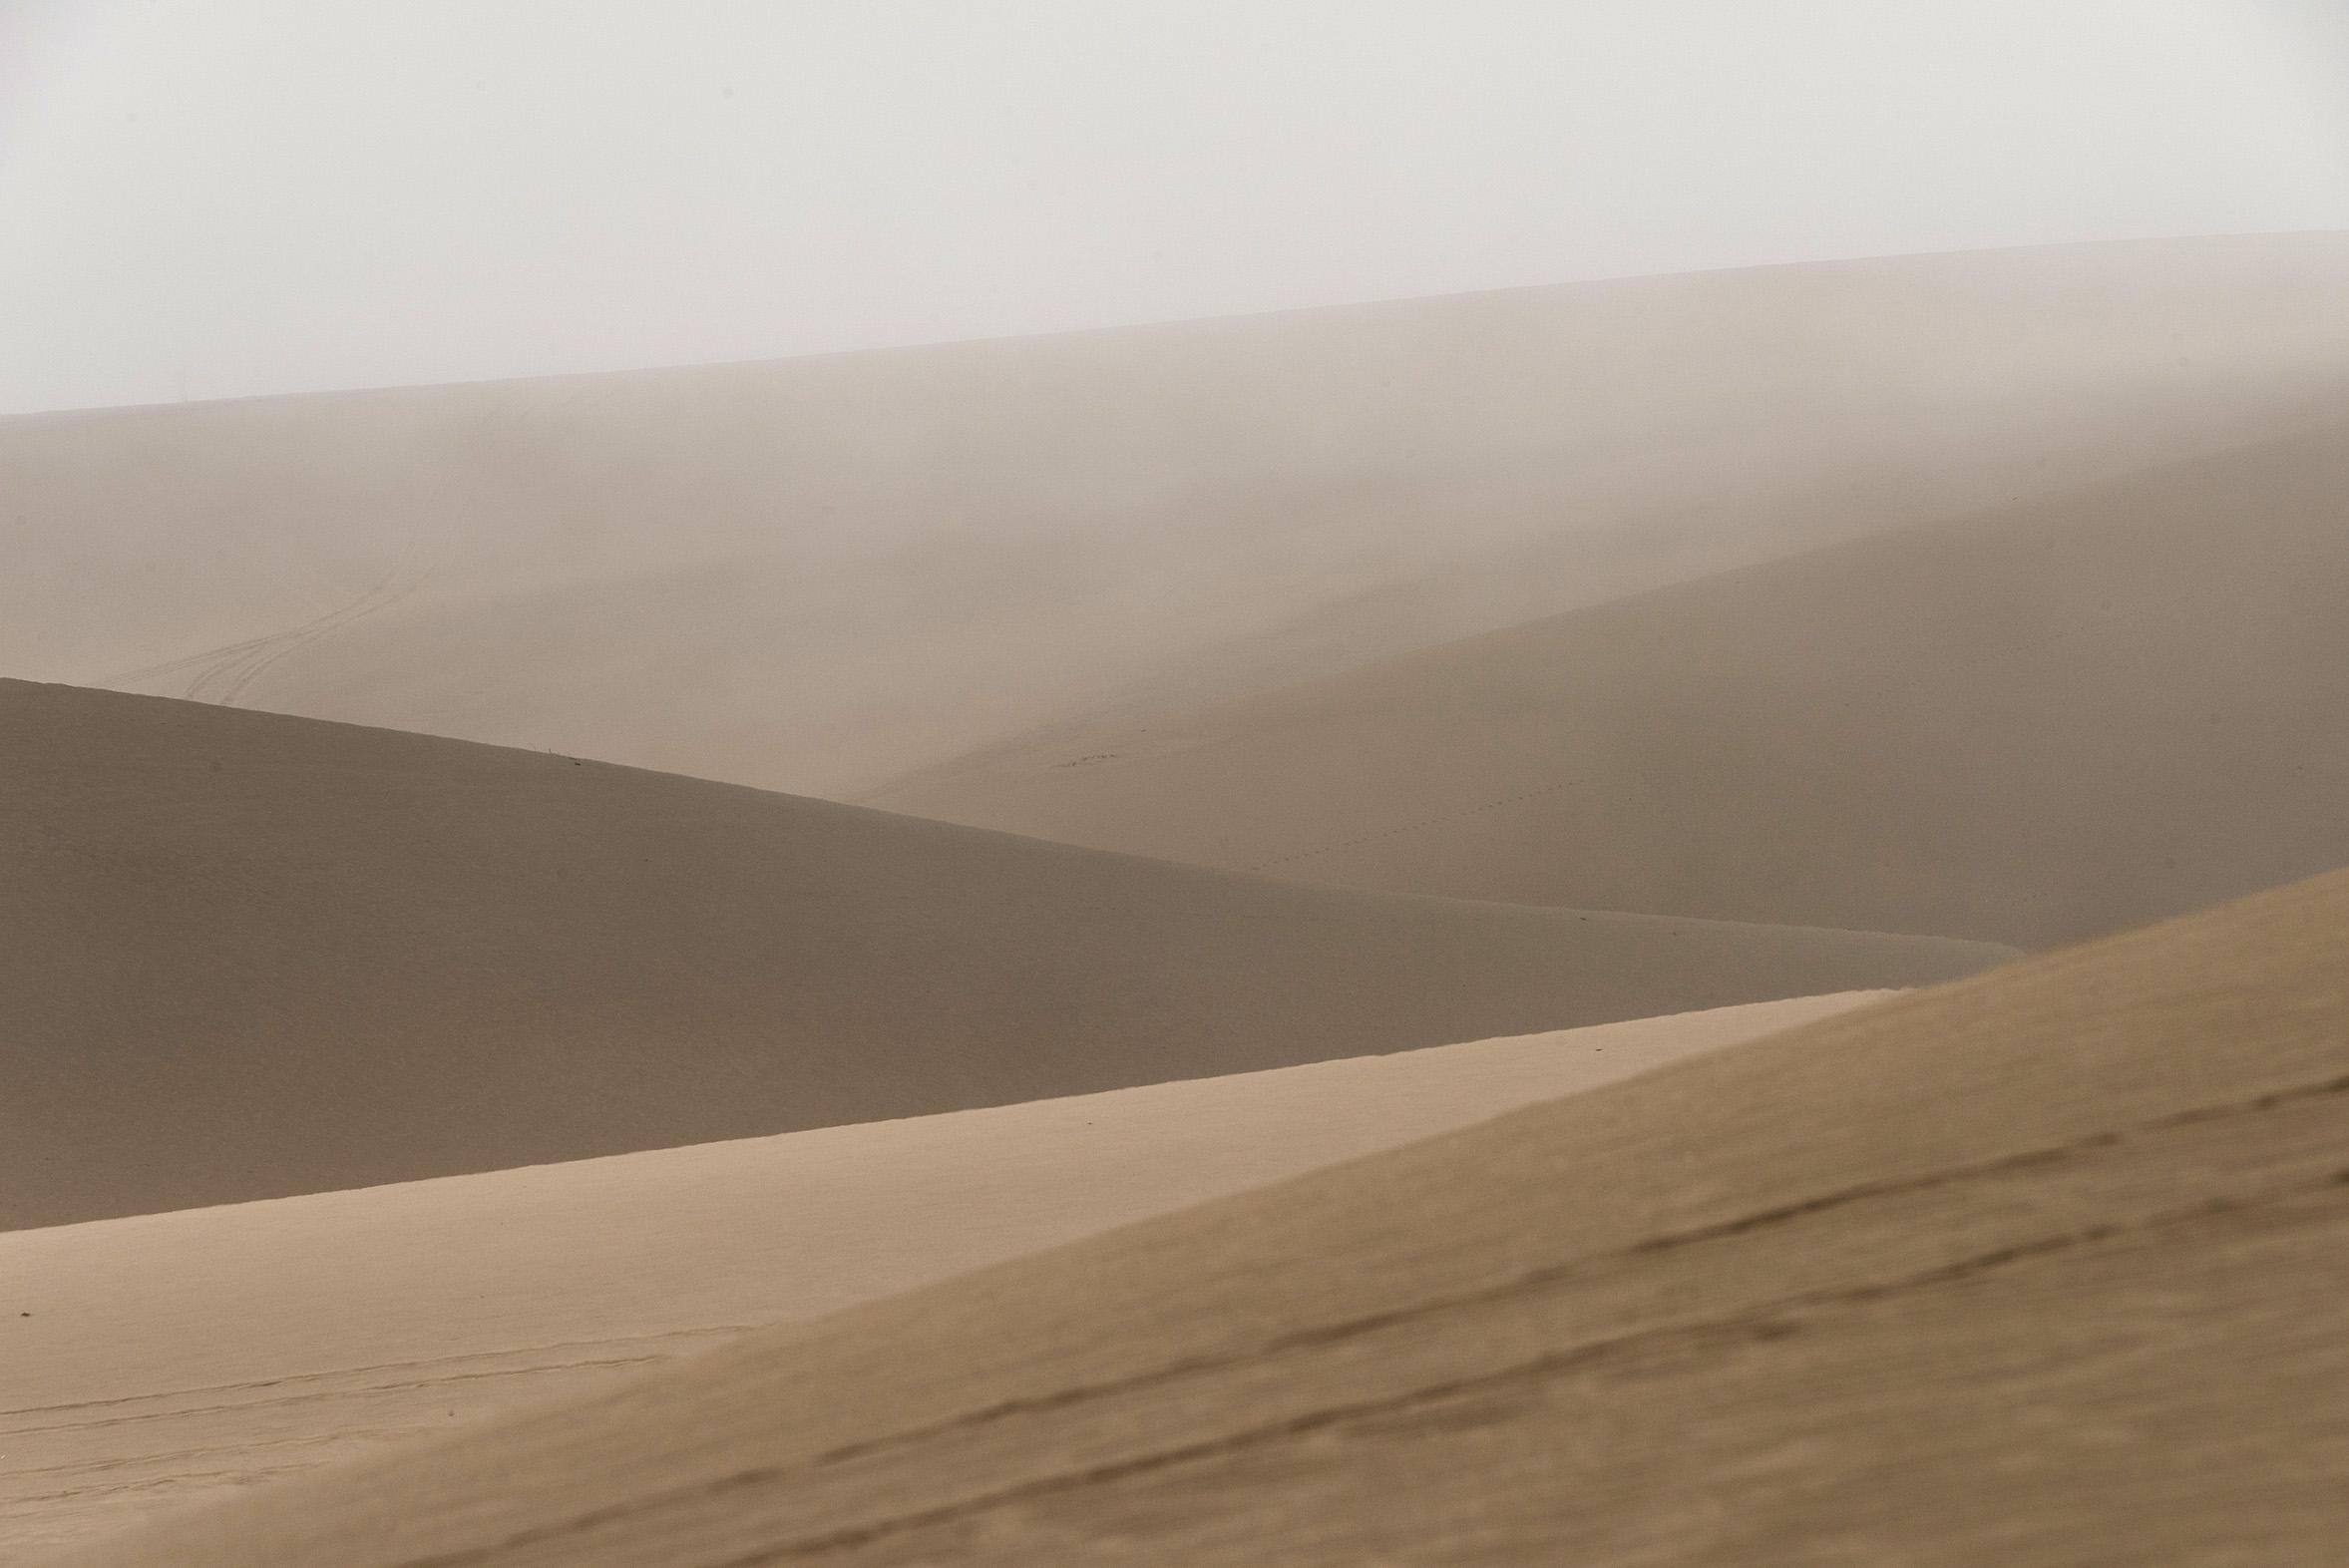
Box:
xmin=5 ymin=235 xmax=2346 ymax=799
xmin=873 ymin=409 xmax=2349 ymax=950
xmin=52 ymin=865 xmax=2349 ymax=1567
xmin=0 ymin=680 xmax=2004 ymax=1230
xmin=0 ymin=994 xmax=1879 ymax=1554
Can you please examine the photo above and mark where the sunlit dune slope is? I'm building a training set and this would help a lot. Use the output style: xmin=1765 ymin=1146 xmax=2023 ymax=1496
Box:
xmin=5 ymin=234 xmax=2346 ymax=797
xmin=0 ymin=680 xmax=2006 ymax=1229
xmin=57 ymin=866 xmax=2349 ymax=1567
xmin=0 ymin=994 xmax=1879 ymax=1554
xmin=873 ymin=412 xmax=2349 ymax=949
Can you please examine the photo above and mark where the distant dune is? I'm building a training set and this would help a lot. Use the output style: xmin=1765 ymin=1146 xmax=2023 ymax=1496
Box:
xmin=873 ymin=411 xmax=2349 ymax=950
xmin=0 ymin=680 xmax=2005 ymax=1229
xmin=0 ymin=993 xmax=1879 ymax=1553
xmin=4 ymin=235 xmax=2346 ymax=799
xmin=57 ymin=865 xmax=2349 ymax=1568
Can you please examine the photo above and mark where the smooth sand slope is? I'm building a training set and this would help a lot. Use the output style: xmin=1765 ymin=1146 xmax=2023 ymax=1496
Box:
xmin=874 ymin=411 xmax=2349 ymax=951
xmin=0 ymin=994 xmax=1881 ymax=1555
xmin=0 ymin=680 xmax=2005 ymax=1230
xmin=6 ymin=235 xmax=2348 ymax=798
xmin=55 ymin=865 xmax=2349 ymax=1568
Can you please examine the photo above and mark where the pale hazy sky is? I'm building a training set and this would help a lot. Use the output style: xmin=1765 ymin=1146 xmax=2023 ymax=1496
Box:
xmin=2 ymin=0 xmax=2345 ymax=415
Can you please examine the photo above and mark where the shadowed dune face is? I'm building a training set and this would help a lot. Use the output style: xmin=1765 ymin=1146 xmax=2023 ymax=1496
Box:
xmin=873 ymin=412 xmax=2349 ymax=950
xmin=0 ymin=995 xmax=1879 ymax=1555
xmin=45 ymin=868 xmax=2349 ymax=1568
xmin=0 ymin=680 xmax=2009 ymax=1230
xmin=4 ymin=235 xmax=2348 ymax=798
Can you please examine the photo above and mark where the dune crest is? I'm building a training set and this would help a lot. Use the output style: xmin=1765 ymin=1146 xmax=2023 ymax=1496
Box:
xmin=46 ymin=865 xmax=2349 ymax=1567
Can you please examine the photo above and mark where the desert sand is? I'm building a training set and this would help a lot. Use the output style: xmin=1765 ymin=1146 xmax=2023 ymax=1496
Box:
xmin=43 ymin=864 xmax=2349 ymax=1567
xmin=873 ymin=406 xmax=2349 ymax=948
xmin=0 ymin=993 xmax=1879 ymax=1555
xmin=0 ymin=678 xmax=2003 ymax=1230
xmin=3 ymin=235 xmax=2346 ymax=801
xmin=9 ymin=229 xmax=2347 ymax=1565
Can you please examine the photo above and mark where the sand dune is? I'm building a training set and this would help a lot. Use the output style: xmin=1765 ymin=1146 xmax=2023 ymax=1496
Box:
xmin=0 ymin=679 xmax=2004 ymax=1230
xmin=873 ymin=410 xmax=2349 ymax=950
xmin=51 ymin=865 xmax=2349 ymax=1568
xmin=16 ymin=231 xmax=2343 ymax=1565
xmin=5 ymin=235 xmax=2347 ymax=798
xmin=0 ymin=993 xmax=1879 ymax=1554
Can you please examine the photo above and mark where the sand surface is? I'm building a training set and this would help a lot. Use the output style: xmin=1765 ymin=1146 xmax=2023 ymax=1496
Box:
xmin=0 ymin=679 xmax=2006 ymax=1230
xmin=0 ymin=993 xmax=1877 ymax=1555
xmin=50 ymin=865 xmax=2349 ymax=1568
xmin=12 ymin=228 xmax=2346 ymax=1567
xmin=5 ymin=235 xmax=2346 ymax=800
xmin=873 ymin=410 xmax=2349 ymax=949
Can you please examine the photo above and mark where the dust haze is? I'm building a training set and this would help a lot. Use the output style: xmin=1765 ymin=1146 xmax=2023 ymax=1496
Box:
xmin=5 ymin=6 xmax=2349 ymax=1564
